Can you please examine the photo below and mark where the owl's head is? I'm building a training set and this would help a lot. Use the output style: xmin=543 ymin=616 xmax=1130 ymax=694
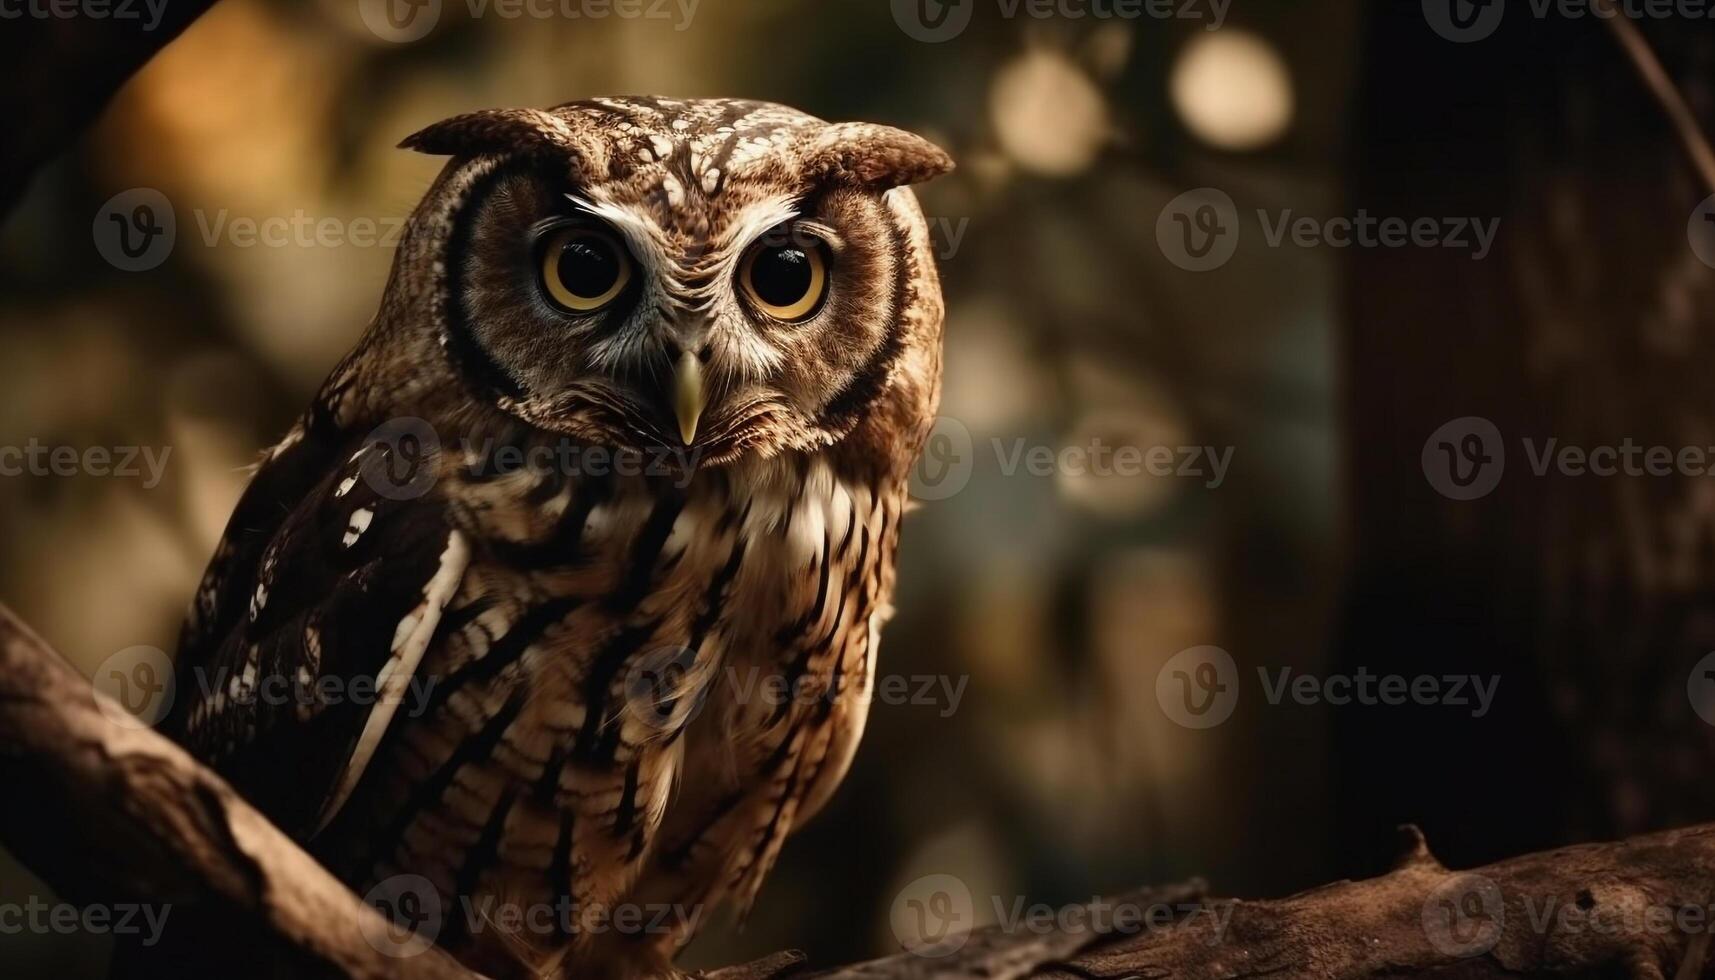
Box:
xmin=375 ymin=97 xmax=952 ymax=470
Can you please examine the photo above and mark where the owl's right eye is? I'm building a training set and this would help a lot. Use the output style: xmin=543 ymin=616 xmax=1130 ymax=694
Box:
xmin=538 ymin=226 xmax=633 ymax=313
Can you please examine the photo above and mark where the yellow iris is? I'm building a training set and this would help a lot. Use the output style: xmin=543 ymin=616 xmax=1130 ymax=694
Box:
xmin=740 ymin=235 xmax=829 ymax=321
xmin=540 ymin=227 xmax=632 ymax=313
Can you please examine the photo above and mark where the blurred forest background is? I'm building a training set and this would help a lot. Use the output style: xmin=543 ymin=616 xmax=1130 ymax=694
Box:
xmin=3 ymin=0 xmax=1715 ymax=976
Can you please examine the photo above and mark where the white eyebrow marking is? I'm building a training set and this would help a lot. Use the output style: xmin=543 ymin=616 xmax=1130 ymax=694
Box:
xmin=566 ymin=192 xmax=661 ymax=265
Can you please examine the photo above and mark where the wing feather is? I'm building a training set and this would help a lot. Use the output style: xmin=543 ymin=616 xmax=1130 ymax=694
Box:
xmin=165 ymin=419 xmax=466 ymax=840
xmin=316 ymin=522 xmax=470 ymax=832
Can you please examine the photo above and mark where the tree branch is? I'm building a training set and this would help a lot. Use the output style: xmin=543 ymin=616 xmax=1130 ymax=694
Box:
xmin=0 ymin=604 xmax=476 ymax=980
xmin=0 ymin=5 xmax=220 ymax=218
xmin=0 ymin=600 xmax=1711 ymax=979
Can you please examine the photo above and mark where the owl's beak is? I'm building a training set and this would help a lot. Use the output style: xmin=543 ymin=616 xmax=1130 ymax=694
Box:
xmin=673 ymin=350 xmax=704 ymax=445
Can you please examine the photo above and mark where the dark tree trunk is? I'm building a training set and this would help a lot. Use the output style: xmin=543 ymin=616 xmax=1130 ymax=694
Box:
xmin=1335 ymin=2 xmax=1715 ymax=873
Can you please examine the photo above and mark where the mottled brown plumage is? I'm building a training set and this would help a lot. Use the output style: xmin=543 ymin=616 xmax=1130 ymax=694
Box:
xmin=162 ymin=97 xmax=951 ymax=979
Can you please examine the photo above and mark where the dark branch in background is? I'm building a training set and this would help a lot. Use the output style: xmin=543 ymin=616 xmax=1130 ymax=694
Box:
xmin=0 ymin=602 xmax=1712 ymax=979
xmin=0 ymin=1 xmax=219 ymax=219
xmin=1593 ymin=0 xmax=1715 ymax=195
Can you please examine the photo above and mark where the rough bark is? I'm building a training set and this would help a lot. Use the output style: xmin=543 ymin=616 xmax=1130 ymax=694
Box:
xmin=0 ymin=605 xmax=474 ymax=980
xmin=1 ymin=603 xmax=1713 ymax=979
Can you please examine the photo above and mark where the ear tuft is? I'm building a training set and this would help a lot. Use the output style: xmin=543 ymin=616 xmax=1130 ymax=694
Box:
xmin=804 ymin=123 xmax=955 ymax=191
xmin=399 ymin=107 xmax=581 ymax=160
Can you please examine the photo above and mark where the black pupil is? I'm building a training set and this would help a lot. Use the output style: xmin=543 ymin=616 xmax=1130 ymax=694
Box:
xmin=557 ymin=235 xmax=620 ymax=299
xmin=752 ymin=247 xmax=814 ymax=308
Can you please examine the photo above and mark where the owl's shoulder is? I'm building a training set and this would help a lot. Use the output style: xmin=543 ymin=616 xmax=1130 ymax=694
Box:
xmin=167 ymin=406 xmax=470 ymax=836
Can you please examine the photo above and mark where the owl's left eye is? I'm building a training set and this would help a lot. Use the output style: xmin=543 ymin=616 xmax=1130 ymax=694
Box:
xmin=539 ymin=226 xmax=633 ymax=313
xmin=740 ymin=229 xmax=830 ymax=322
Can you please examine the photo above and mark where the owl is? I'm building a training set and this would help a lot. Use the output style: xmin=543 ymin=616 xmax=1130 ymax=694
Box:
xmin=158 ymin=97 xmax=951 ymax=978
